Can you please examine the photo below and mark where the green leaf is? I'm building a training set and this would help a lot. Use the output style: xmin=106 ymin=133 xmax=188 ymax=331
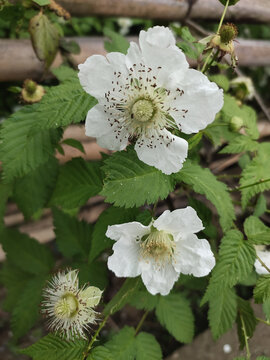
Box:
xmin=244 ymin=216 xmax=270 ymax=245
xmin=209 ymin=74 xmax=230 ymax=92
xmin=89 ymin=206 xmax=139 ymax=263
xmin=254 ymin=194 xmax=267 ymax=217
xmin=206 ymin=230 xmax=256 ymax=296
xmin=104 ymin=28 xmax=129 ymax=54
xmin=0 ymin=105 xmax=62 ymax=181
xmin=91 ymin=327 xmax=136 ymax=360
xmin=136 ymin=332 xmax=162 ymax=360
xmin=13 ymin=157 xmax=58 ymax=218
xmin=0 ymin=262 xmax=32 ymax=312
xmin=263 ymin=298 xmax=270 ymax=322
xmin=155 ymin=293 xmax=194 ymax=343
xmin=37 ymin=81 xmax=96 ymax=130
xmin=219 ymin=135 xmax=258 ymax=154
xmin=254 ymin=275 xmax=270 ymax=303
xmin=104 ymin=278 xmax=141 ymax=316
xmin=20 ymin=333 xmax=87 ymax=360
xmin=101 ymin=148 xmax=174 ymax=208
xmin=29 ymin=13 xmax=60 ymax=69
xmin=11 ymin=275 xmax=47 ymax=340
xmin=178 ymin=42 xmax=198 ymax=60
xmin=61 ymin=138 xmax=85 ymax=154
xmin=1 ymin=228 xmax=53 ymax=275
xmin=129 ymin=289 xmax=158 ymax=311
xmin=53 ymin=207 xmax=92 ymax=258
xmin=78 ymin=261 xmax=108 ymax=290
xmin=257 ymin=357 xmax=270 ymax=360
xmin=52 ymin=66 xmax=78 ymax=82
xmin=59 ymin=38 xmax=80 ymax=54
xmin=174 ymin=160 xmax=235 ymax=232
xmin=236 ymin=297 xmax=257 ymax=349
xmin=0 ymin=182 xmax=12 ymax=231
xmin=50 ymin=158 xmax=103 ymax=209
xmin=240 ymin=143 xmax=270 ymax=208
xmin=218 ymin=0 xmax=240 ymax=5
xmin=208 ymin=287 xmax=237 ymax=339
xmin=32 ymin=0 xmax=51 ymax=5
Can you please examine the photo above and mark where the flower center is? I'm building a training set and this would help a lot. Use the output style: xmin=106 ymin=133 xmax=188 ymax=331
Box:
xmin=54 ymin=293 xmax=78 ymax=319
xmin=140 ymin=229 xmax=175 ymax=264
xmin=131 ymin=99 xmax=154 ymax=123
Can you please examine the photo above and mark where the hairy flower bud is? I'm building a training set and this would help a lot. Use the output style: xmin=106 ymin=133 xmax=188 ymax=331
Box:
xmin=229 ymin=116 xmax=244 ymax=132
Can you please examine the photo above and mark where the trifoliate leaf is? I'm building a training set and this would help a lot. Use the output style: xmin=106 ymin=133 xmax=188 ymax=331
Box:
xmin=1 ymin=228 xmax=53 ymax=275
xmin=175 ymin=160 xmax=235 ymax=232
xmin=13 ymin=157 xmax=59 ymax=218
xmin=236 ymin=297 xmax=257 ymax=349
xmin=20 ymin=333 xmax=87 ymax=360
xmin=29 ymin=13 xmax=60 ymax=69
xmin=104 ymin=278 xmax=140 ymax=316
xmin=104 ymin=28 xmax=129 ymax=54
xmin=89 ymin=206 xmax=139 ymax=263
xmin=208 ymin=287 xmax=237 ymax=339
xmin=101 ymin=148 xmax=174 ymax=208
xmin=254 ymin=275 xmax=270 ymax=303
xmin=136 ymin=332 xmax=162 ymax=360
xmin=219 ymin=134 xmax=258 ymax=154
xmin=155 ymin=294 xmax=194 ymax=343
xmin=0 ymin=105 xmax=62 ymax=181
xmin=244 ymin=216 xmax=270 ymax=245
xmin=0 ymin=262 xmax=32 ymax=312
xmin=11 ymin=275 xmax=47 ymax=340
xmin=50 ymin=158 xmax=103 ymax=209
xmin=53 ymin=207 xmax=93 ymax=259
xmin=240 ymin=143 xmax=270 ymax=208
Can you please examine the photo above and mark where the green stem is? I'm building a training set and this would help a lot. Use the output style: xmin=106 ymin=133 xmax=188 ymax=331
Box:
xmin=201 ymin=50 xmax=213 ymax=74
xmin=217 ymin=0 xmax=230 ymax=33
xmin=256 ymin=254 xmax=270 ymax=273
xmin=240 ymin=313 xmax=251 ymax=360
xmin=256 ymin=317 xmax=270 ymax=326
xmin=203 ymin=49 xmax=220 ymax=73
xmin=135 ymin=311 xmax=149 ymax=335
xmin=84 ymin=315 xmax=109 ymax=358
xmin=230 ymin=178 xmax=270 ymax=192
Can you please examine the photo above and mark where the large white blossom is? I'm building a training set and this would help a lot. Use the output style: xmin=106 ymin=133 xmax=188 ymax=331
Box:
xmin=78 ymin=26 xmax=223 ymax=175
xmin=41 ymin=269 xmax=102 ymax=339
xmin=106 ymin=207 xmax=215 ymax=295
xmin=254 ymin=245 xmax=270 ymax=275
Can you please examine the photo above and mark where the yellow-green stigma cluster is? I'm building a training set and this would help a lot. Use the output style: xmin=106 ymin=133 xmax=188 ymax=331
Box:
xmin=140 ymin=229 xmax=175 ymax=265
xmin=54 ymin=293 xmax=78 ymax=319
xmin=131 ymin=99 xmax=155 ymax=123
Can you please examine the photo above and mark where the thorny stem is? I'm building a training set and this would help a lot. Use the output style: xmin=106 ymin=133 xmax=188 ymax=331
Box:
xmin=256 ymin=317 xmax=270 ymax=326
xmin=256 ymin=254 xmax=270 ymax=273
xmin=230 ymin=178 xmax=270 ymax=192
xmin=240 ymin=313 xmax=251 ymax=360
xmin=84 ymin=315 xmax=109 ymax=359
xmin=135 ymin=311 xmax=149 ymax=335
xmin=201 ymin=0 xmax=229 ymax=73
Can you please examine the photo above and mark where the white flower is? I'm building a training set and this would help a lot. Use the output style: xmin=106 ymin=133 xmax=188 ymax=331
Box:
xmin=117 ymin=17 xmax=133 ymax=36
xmin=78 ymin=26 xmax=223 ymax=175
xmin=41 ymin=269 xmax=102 ymax=339
xmin=106 ymin=207 xmax=215 ymax=295
xmin=254 ymin=245 xmax=270 ymax=275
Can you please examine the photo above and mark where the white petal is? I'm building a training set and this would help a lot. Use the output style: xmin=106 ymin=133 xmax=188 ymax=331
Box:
xmin=106 ymin=222 xmax=151 ymax=241
xmin=139 ymin=26 xmax=189 ymax=87
xmin=126 ymin=42 xmax=142 ymax=68
xmin=78 ymin=53 xmax=127 ymax=99
xmin=140 ymin=259 xmax=179 ymax=295
xmin=107 ymin=237 xmax=142 ymax=277
xmin=174 ymin=234 xmax=215 ymax=277
xmin=169 ymin=69 xmax=224 ymax=134
xmin=254 ymin=250 xmax=270 ymax=275
xmin=96 ymin=126 xmax=129 ymax=151
xmin=153 ymin=207 xmax=204 ymax=237
xmin=135 ymin=129 xmax=188 ymax=175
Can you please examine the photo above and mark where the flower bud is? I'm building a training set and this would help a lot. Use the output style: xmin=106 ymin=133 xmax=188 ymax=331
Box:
xmin=219 ymin=23 xmax=238 ymax=44
xmin=21 ymin=79 xmax=45 ymax=104
xmin=229 ymin=116 xmax=244 ymax=132
xmin=230 ymin=76 xmax=255 ymax=101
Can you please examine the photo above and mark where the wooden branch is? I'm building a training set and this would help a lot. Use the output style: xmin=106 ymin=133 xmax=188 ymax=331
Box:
xmin=1 ymin=36 xmax=270 ymax=82
xmin=57 ymin=0 xmax=270 ymax=23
